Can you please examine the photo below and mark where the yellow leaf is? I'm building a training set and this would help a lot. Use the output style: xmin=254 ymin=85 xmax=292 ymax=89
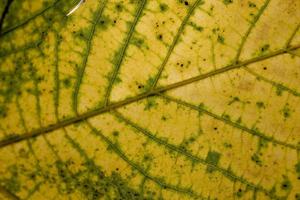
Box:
xmin=0 ymin=0 xmax=300 ymax=199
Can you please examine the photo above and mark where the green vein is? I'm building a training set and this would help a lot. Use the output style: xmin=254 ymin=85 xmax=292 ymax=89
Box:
xmin=73 ymin=0 xmax=107 ymax=114
xmin=23 ymin=181 xmax=43 ymax=200
xmin=53 ymin=31 xmax=60 ymax=119
xmin=64 ymin=130 xmax=181 ymax=199
xmin=288 ymin=50 xmax=300 ymax=58
xmin=42 ymin=131 xmax=80 ymax=196
xmin=103 ymin=0 xmax=147 ymax=106
xmin=0 ymin=0 xmax=60 ymax=37
xmin=210 ymin=36 xmax=217 ymax=70
xmin=28 ymin=49 xmax=79 ymax=196
xmin=111 ymin=111 xmax=278 ymax=199
xmin=0 ymin=0 xmax=14 ymax=33
xmin=286 ymin=24 xmax=300 ymax=47
xmin=150 ymin=0 xmax=203 ymax=89
xmin=0 ymin=44 xmax=299 ymax=148
xmin=244 ymin=67 xmax=300 ymax=97
xmin=86 ymin=121 xmax=201 ymax=198
xmin=15 ymin=96 xmax=46 ymax=194
xmin=30 ymin=63 xmax=42 ymax=126
xmin=0 ymin=39 xmax=42 ymax=58
xmin=0 ymin=185 xmax=20 ymax=200
xmin=159 ymin=94 xmax=299 ymax=150
xmin=234 ymin=0 xmax=271 ymax=62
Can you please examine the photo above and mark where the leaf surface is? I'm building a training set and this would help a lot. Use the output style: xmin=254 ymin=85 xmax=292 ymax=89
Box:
xmin=0 ymin=0 xmax=300 ymax=199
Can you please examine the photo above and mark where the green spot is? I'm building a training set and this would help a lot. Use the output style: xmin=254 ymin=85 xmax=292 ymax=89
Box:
xmin=276 ymin=86 xmax=283 ymax=96
xmin=223 ymin=0 xmax=233 ymax=5
xmin=3 ymin=165 xmax=21 ymax=193
xmin=256 ymin=101 xmax=265 ymax=109
xmin=157 ymin=34 xmax=163 ymax=41
xmin=0 ymin=105 xmax=7 ymax=118
xmin=281 ymin=104 xmax=292 ymax=119
xmin=251 ymin=153 xmax=262 ymax=166
xmin=198 ymin=103 xmax=205 ymax=109
xmin=295 ymin=162 xmax=300 ymax=175
xmin=76 ymin=28 xmax=90 ymax=39
xmin=131 ymin=36 xmax=145 ymax=48
xmin=206 ymin=151 xmax=221 ymax=172
xmin=189 ymin=22 xmax=204 ymax=32
xmin=281 ymin=178 xmax=291 ymax=191
xmin=142 ymin=77 xmax=155 ymax=92
xmin=222 ymin=113 xmax=231 ymax=120
xmin=144 ymin=98 xmax=158 ymax=110
xmin=63 ymin=78 xmax=71 ymax=88
xmin=258 ymin=138 xmax=268 ymax=149
xmin=159 ymin=3 xmax=168 ymax=12
xmin=260 ymin=44 xmax=270 ymax=52
xmin=223 ymin=142 xmax=232 ymax=148
xmin=98 ymin=16 xmax=111 ymax=30
xmin=18 ymin=148 xmax=29 ymax=158
xmin=115 ymin=3 xmax=123 ymax=12
xmin=189 ymin=136 xmax=196 ymax=143
xmin=248 ymin=1 xmax=256 ymax=7
xmin=114 ymin=76 xmax=122 ymax=84
xmin=143 ymin=154 xmax=152 ymax=161
xmin=228 ymin=96 xmax=240 ymax=105
xmin=161 ymin=116 xmax=167 ymax=121
xmin=236 ymin=117 xmax=242 ymax=124
xmin=113 ymin=131 xmax=119 ymax=137
xmin=236 ymin=188 xmax=244 ymax=198
xmin=217 ymin=35 xmax=225 ymax=44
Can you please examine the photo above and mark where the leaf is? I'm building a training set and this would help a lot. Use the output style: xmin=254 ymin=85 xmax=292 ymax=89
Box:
xmin=0 ymin=0 xmax=300 ymax=199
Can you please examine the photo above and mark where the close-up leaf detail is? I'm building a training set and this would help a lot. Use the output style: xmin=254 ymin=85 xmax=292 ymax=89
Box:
xmin=0 ymin=0 xmax=299 ymax=199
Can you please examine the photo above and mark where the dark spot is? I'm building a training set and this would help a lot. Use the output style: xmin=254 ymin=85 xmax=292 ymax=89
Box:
xmin=261 ymin=44 xmax=270 ymax=52
xmin=184 ymin=1 xmax=189 ymax=6
xmin=223 ymin=0 xmax=233 ymax=5
xmin=159 ymin=3 xmax=168 ymax=12
xmin=248 ymin=2 xmax=256 ymax=7
xmin=251 ymin=153 xmax=262 ymax=166
xmin=217 ymin=35 xmax=225 ymax=44
xmin=63 ymin=78 xmax=71 ymax=88
xmin=281 ymin=179 xmax=291 ymax=190
xmin=281 ymin=104 xmax=292 ymax=119
xmin=158 ymin=34 xmax=163 ymax=40
xmin=236 ymin=188 xmax=243 ymax=197
xmin=256 ymin=101 xmax=265 ymax=109
xmin=115 ymin=3 xmax=123 ymax=11
xmin=113 ymin=131 xmax=119 ymax=137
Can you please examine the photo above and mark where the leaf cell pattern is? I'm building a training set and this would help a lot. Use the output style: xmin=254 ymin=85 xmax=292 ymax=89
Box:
xmin=0 ymin=0 xmax=300 ymax=199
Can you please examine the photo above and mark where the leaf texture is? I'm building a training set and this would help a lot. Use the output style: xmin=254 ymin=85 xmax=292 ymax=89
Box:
xmin=0 ymin=0 xmax=300 ymax=199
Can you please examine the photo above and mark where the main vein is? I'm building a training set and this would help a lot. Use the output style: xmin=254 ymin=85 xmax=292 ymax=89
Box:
xmin=0 ymin=44 xmax=299 ymax=148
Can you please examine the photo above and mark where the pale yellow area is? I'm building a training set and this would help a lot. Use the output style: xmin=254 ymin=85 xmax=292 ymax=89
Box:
xmin=158 ymin=0 xmax=266 ymax=86
xmin=240 ymin=0 xmax=300 ymax=60
xmin=110 ymin=0 xmax=196 ymax=102
xmin=78 ymin=1 xmax=138 ymax=112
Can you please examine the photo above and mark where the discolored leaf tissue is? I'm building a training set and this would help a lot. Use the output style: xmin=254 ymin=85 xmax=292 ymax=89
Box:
xmin=0 ymin=0 xmax=300 ymax=199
